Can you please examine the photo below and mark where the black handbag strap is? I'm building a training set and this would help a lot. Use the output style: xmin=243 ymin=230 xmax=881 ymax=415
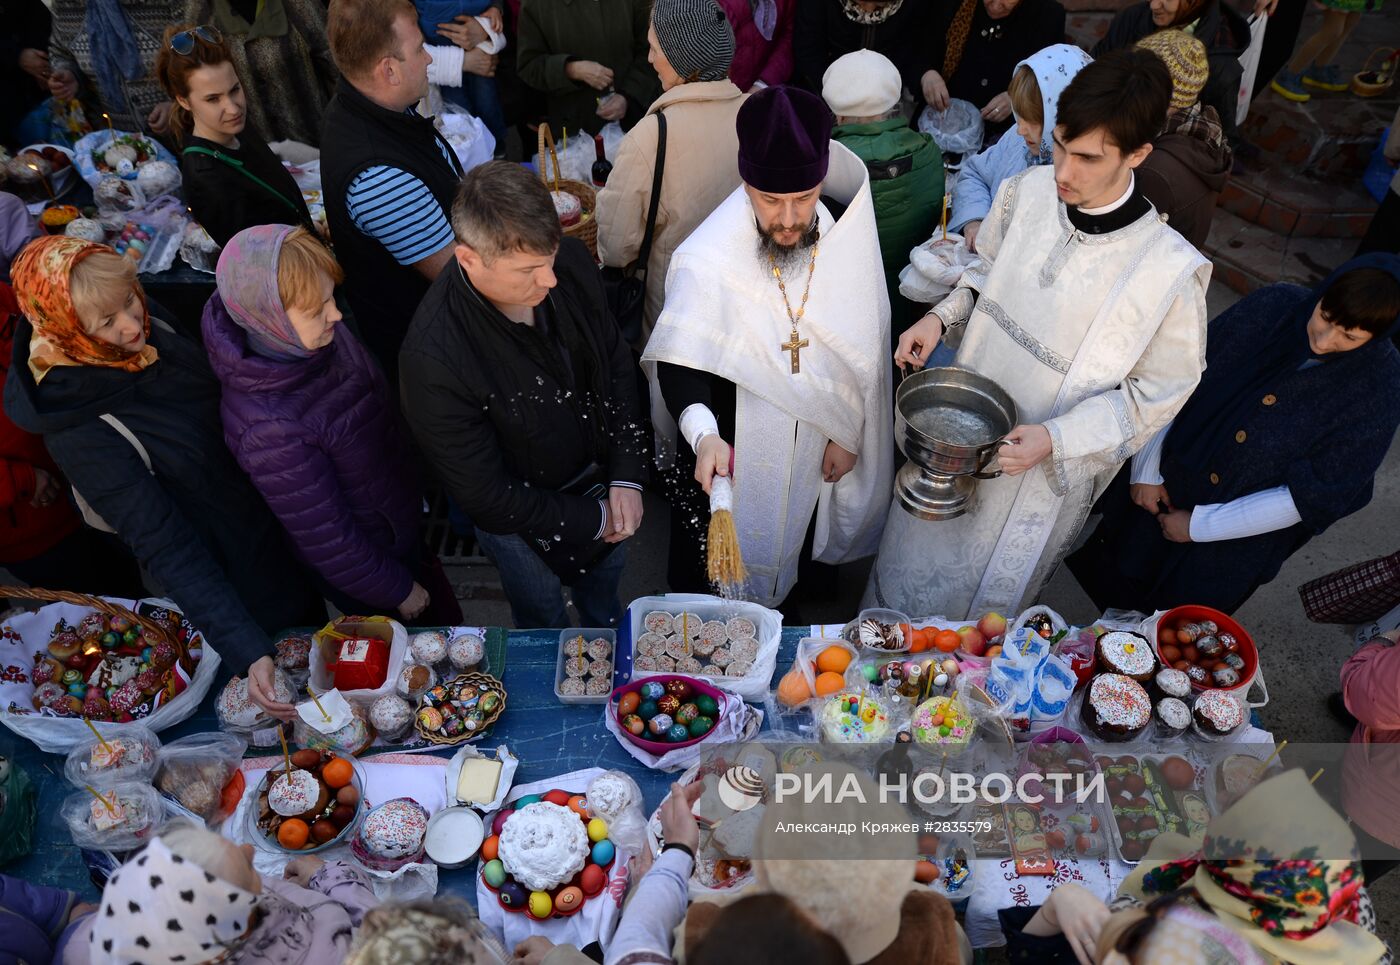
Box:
xmin=633 ymin=110 xmax=667 ymax=277
xmin=182 ymin=145 xmax=304 ymax=218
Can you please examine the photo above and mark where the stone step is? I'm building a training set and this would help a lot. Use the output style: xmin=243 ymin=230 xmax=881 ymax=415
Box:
xmin=1219 ymin=164 xmax=1378 ymax=238
xmin=1242 ymin=84 xmax=1397 ymax=181
xmin=1202 ymin=208 xmax=1358 ymax=295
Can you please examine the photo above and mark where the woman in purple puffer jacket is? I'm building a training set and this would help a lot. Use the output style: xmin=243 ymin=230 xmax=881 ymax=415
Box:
xmin=201 ymin=224 xmax=461 ymax=626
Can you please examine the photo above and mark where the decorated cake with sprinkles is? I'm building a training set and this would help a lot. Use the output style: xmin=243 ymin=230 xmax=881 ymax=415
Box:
xmin=1080 ymin=673 xmax=1151 ymax=742
xmin=634 ymin=610 xmax=761 ymax=679
xmin=912 ymin=695 xmax=973 ymax=749
xmin=1193 ymin=689 xmax=1245 ymax=738
xmin=1097 ymin=631 xmax=1156 ymax=681
xmin=357 ymin=798 xmax=429 ymax=870
xmin=820 ymin=692 xmax=891 ymax=743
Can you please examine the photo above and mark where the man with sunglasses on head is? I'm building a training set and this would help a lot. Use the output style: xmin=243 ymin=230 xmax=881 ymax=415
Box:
xmin=320 ymin=0 xmax=465 ymax=385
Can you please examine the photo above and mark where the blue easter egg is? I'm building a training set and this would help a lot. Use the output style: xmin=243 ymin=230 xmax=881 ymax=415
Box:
xmin=141 ymin=646 xmax=153 ymax=662
xmin=100 ymin=632 xmax=120 ymax=649
xmin=640 ymin=681 xmax=665 ymax=700
xmin=667 ymin=723 xmax=690 ymax=742
xmin=67 ymin=682 xmax=85 ymax=697
xmin=514 ymin=794 xmax=543 ymax=809
xmin=591 ymin=839 xmax=615 ymax=865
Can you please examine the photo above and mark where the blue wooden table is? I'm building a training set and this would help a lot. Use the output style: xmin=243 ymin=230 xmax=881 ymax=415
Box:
xmin=5 ymin=628 xmax=809 ymax=903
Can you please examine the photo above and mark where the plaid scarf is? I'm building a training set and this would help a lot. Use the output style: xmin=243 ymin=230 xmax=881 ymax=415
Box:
xmin=1165 ymin=102 xmax=1233 ymax=170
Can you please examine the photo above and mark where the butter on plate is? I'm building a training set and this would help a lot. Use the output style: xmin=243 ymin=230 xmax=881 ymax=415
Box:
xmin=456 ymin=757 xmax=503 ymax=805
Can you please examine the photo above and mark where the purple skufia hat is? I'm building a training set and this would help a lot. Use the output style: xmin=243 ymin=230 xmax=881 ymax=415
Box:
xmin=737 ymin=85 xmax=834 ymax=194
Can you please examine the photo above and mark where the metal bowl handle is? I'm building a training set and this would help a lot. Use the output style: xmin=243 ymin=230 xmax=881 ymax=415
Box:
xmin=972 ymin=439 xmax=1011 ymax=479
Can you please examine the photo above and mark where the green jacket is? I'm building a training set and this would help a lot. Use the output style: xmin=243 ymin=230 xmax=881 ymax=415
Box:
xmin=516 ymin=0 xmax=660 ymax=137
xmin=833 ymin=118 xmax=944 ymax=336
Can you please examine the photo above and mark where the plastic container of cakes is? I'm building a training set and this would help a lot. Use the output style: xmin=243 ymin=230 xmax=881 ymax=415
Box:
xmin=626 ymin=593 xmax=781 ymax=703
xmin=554 ymin=628 xmax=616 ymax=704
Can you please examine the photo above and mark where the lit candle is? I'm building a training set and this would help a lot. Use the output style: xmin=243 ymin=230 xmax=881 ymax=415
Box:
xmin=102 ymin=112 xmax=115 ymax=147
xmin=27 ymin=163 xmax=54 ymax=200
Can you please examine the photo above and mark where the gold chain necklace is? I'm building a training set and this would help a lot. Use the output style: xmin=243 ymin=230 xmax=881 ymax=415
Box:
xmin=770 ymin=243 xmax=819 ymax=374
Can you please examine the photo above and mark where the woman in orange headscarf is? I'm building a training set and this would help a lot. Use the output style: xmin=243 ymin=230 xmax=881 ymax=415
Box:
xmin=4 ymin=235 xmax=326 ymax=719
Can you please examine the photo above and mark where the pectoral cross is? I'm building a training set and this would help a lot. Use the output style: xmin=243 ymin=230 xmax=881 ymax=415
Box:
xmin=781 ymin=331 xmax=809 ymax=374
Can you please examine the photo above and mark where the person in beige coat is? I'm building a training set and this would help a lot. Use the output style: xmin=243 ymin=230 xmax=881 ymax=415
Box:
xmin=597 ymin=0 xmax=747 ymax=348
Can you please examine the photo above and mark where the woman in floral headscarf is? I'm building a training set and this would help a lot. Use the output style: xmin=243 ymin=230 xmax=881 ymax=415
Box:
xmin=202 ymin=224 xmax=460 ymax=626
xmin=999 ymin=769 xmax=1389 ymax=964
xmin=3 ymin=235 xmax=325 ymax=721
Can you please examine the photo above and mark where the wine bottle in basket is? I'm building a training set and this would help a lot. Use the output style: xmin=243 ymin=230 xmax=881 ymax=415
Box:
xmin=591 ymin=134 xmax=612 ymax=187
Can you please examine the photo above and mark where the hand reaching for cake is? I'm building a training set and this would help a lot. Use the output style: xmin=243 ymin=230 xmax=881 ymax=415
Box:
xmin=247 ymin=655 xmax=297 ymax=720
xmin=659 ymin=780 xmax=706 ymax=854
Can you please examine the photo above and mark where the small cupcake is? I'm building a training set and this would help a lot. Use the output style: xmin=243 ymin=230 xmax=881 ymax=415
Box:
xmin=677 ymin=656 xmax=704 ymax=674
xmin=564 ymin=656 xmax=589 ymax=678
xmin=397 ymin=663 xmax=437 ymax=701
xmin=701 ymin=620 xmax=727 ymax=643
xmin=709 ymin=647 xmax=733 ymax=668
xmin=585 ymin=677 xmax=611 ymax=696
xmin=1154 ymin=697 xmax=1191 ymax=738
xmin=726 ymin=660 xmax=753 ymax=678
xmin=586 ymin=638 xmax=613 ymax=661
xmin=410 ymin=630 xmax=449 ymax=666
xmin=643 ymin=611 xmax=674 ymax=634
xmin=563 ymin=635 xmax=585 ymax=658
xmin=654 ymin=655 xmax=676 ymax=672
xmin=692 ymin=637 xmax=718 ymax=657
xmin=1153 ymin=668 xmax=1191 ymax=701
xmin=726 ymin=617 xmax=756 ymax=640
xmin=730 ymin=638 xmax=759 ymax=663
xmin=634 ymin=656 xmax=658 ymax=672
xmin=588 ymin=658 xmax=613 ymax=679
xmin=449 ymin=633 xmax=485 ymax=670
xmin=559 ymin=677 xmax=586 ymax=697
xmin=675 ymin=613 xmax=703 ymax=638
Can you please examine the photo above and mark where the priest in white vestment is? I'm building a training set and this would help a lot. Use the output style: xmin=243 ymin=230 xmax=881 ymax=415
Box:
xmin=865 ymin=50 xmax=1212 ymax=621
xmin=642 ymin=85 xmax=893 ymax=610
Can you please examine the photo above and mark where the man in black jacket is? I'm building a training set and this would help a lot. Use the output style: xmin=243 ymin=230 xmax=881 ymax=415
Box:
xmin=400 ymin=161 xmax=647 ymax=629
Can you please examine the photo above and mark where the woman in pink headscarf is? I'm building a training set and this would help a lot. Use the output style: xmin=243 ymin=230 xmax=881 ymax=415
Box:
xmin=201 ymin=224 xmax=461 ymax=626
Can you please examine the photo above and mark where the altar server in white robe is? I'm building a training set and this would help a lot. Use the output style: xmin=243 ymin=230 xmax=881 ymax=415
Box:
xmin=866 ymin=49 xmax=1211 ymax=621
xmin=642 ymin=85 xmax=893 ymax=610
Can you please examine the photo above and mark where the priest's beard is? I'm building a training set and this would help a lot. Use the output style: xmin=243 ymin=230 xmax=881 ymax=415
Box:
xmin=756 ymin=216 xmax=821 ymax=272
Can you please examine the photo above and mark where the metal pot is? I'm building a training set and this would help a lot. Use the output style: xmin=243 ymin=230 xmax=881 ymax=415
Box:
xmin=894 ymin=367 xmax=1018 ymax=521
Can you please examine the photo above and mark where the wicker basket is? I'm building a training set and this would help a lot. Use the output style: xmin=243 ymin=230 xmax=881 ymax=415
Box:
xmin=413 ymin=670 xmax=507 ymax=746
xmin=1 ymin=585 xmax=192 ymax=671
xmin=537 ymin=125 xmax=597 ymax=257
xmin=1351 ymin=47 xmax=1396 ymax=98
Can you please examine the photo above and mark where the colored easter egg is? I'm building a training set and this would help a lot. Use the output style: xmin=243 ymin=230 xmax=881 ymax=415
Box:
xmin=498 ymin=881 xmax=528 ymax=910
xmin=622 ymin=713 xmax=645 ymax=736
xmin=481 ymin=835 xmax=499 ymax=862
xmin=527 ymin=891 xmax=553 ymax=919
xmin=591 ymin=839 xmax=615 ymax=865
xmin=694 ymin=694 xmax=719 ymax=717
xmin=862 ymin=662 xmax=879 ymax=682
xmin=617 ymin=692 xmax=640 ymax=716
xmin=665 ymin=679 xmax=693 ymax=700
xmin=587 ymin=818 xmax=609 ymax=842
xmin=100 ymin=632 xmax=120 ymax=649
xmin=580 ymin=864 xmax=606 ymax=896
xmin=637 ymin=699 xmax=659 ymax=720
xmin=640 ymin=681 xmax=666 ymax=700
xmin=647 ymin=714 xmax=673 ymax=736
xmin=688 ymin=716 xmax=715 ymax=737
xmin=514 ymin=794 xmax=543 ymax=809
xmin=675 ymin=702 xmax=699 ymax=725
xmin=657 ymin=694 xmax=681 ymax=715
xmin=542 ymin=789 xmax=571 ymax=807
xmin=491 ymin=808 xmax=515 ymax=836
xmin=122 ymin=628 xmax=140 ymax=646
xmin=482 ymin=859 xmax=506 ymax=888
xmin=567 ymin=794 xmax=589 ymax=817
xmin=667 ymin=724 xmax=690 ymax=742
xmin=554 ymin=886 xmax=585 ymax=916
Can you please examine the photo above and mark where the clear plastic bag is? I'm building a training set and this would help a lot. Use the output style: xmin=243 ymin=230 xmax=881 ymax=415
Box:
xmin=62 ymin=781 xmax=163 ymax=852
xmin=587 ymin=769 xmax=647 ymax=858
xmin=900 ymin=234 xmax=977 ymax=303
xmin=156 ymin=732 xmax=247 ymax=824
xmin=917 ymin=99 xmax=985 ymax=164
xmin=65 ymin=724 xmax=161 ymax=788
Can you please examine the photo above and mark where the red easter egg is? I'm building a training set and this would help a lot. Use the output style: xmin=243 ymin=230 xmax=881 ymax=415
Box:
xmin=580 ymin=863 xmax=607 ymax=897
xmin=555 ymin=885 xmax=585 ymax=916
xmin=492 ymin=808 xmax=515 ymax=837
xmin=542 ymin=789 xmax=571 ymax=807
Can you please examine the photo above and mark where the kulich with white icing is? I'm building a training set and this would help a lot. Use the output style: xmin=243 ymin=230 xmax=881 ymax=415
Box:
xmin=498 ymin=801 xmax=590 ymax=891
xmin=361 ymin=798 xmax=429 ymax=859
xmin=1082 ymin=673 xmax=1151 ymax=741
xmin=1193 ymin=690 xmax=1244 ymax=735
xmin=268 ymin=769 xmax=322 ymax=817
xmin=1097 ymin=631 xmax=1156 ymax=680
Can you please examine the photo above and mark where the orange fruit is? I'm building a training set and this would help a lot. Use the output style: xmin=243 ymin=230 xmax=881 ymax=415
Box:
xmin=277 ymin=818 xmax=310 ymax=850
xmin=482 ymin=834 xmax=500 ymax=862
xmin=815 ymin=646 xmax=852 ymax=674
xmin=321 ymin=757 xmax=353 ymax=789
xmin=814 ymin=671 xmax=845 ymax=696
xmin=933 ymin=630 xmax=962 ymax=653
xmin=777 ymin=669 xmax=813 ymax=707
xmin=985 ymin=645 xmax=1003 ymax=658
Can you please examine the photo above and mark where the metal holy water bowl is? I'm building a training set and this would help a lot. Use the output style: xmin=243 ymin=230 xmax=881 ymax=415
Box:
xmin=894 ymin=366 xmax=1018 ymax=521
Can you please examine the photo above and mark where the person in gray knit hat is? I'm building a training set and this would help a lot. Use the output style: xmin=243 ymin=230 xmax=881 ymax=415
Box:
xmin=597 ymin=0 xmax=748 ymax=348
xmin=650 ymin=0 xmax=736 ymax=82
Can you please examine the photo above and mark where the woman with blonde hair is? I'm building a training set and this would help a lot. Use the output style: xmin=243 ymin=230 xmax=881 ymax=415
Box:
xmin=203 ymin=224 xmax=461 ymax=626
xmin=4 ymin=235 xmax=326 ymax=720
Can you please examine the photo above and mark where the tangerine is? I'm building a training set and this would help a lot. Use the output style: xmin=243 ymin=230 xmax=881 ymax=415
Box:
xmin=481 ymin=834 xmax=500 ymax=862
xmin=814 ymin=671 xmax=845 ymax=696
xmin=933 ymin=630 xmax=962 ymax=653
xmin=776 ymin=669 xmax=813 ymax=707
xmin=277 ymin=818 xmax=310 ymax=850
xmin=322 ymin=757 xmax=353 ymax=789
xmin=815 ymin=646 xmax=852 ymax=674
